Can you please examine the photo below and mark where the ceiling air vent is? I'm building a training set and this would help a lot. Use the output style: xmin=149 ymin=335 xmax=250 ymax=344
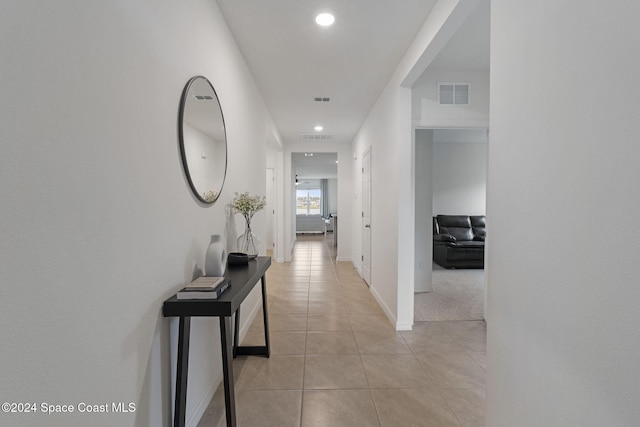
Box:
xmin=314 ymin=97 xmax=331 ymax=102
xmin=301 ymin=134 xmax=333 ymax=140
xmin=437 ymin=82 xmax=470 ymax=106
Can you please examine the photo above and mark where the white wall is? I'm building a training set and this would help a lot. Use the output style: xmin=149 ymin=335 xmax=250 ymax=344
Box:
xmin=296 ymin=179 xmax=321 ymax=190
xmin=487 ymin=1 xmax=640 ymax=425
xmin=352 ymin=0 xmax=487 ymax=330
xmin=0 ymin=1 xmax=275 ymax=426
xmin=432 ymin=137 xmax=487 ymax=215
xmin=412 ymin=68 xmax=490 ymax=128
xmin=352 ymin=84 xmax=408 ymax=327
xmin=414 ymin=130 xmax=434 ymax=293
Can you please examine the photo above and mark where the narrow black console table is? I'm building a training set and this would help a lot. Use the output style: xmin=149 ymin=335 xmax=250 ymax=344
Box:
xmin=163 ymin=256 xmax=271 ymax=427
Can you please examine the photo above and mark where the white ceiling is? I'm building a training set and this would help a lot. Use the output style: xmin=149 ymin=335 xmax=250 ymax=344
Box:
xmin=216 ymin=0 xmax=439 ymax=145
xmin=292 ymin=152 xmax=337 ymax=179
xmin=216 ymin=0 xmax=490 ymax=150
xmin=429 ymin=1 xmax=490 ymax=70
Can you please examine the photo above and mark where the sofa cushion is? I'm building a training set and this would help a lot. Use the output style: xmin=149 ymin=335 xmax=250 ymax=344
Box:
xmin=454 ymin=241 xmax=485 ymax=249
xmin=437 ymin=215 xmax=472 ymax=228
xmin=470 ymin=215 xmax=486 ymax=239
xmin=434 ymin=234 xmax=456 ymax=243
xmin=446 ymin=246 xmax=484 ymax=261
xmin=441 ymin=227 xmax=473 ymax=241
xmin=470 ymin=216 xmax=485 ymax=227
xmin=436 ymin=215 xmax=475 ymax=241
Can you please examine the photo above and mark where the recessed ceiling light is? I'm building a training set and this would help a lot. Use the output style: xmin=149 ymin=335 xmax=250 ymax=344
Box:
xmin=314 ymin=125 xmax=323 ymax=132
xmin=315 ymin=13 xmax=335 ymax=26
xmin=304 ymin=153 xmax=314 ymax=157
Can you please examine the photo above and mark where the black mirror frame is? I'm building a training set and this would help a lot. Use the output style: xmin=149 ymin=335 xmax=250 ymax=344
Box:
xmin=178 ymin=75 xmax=228 ymax=204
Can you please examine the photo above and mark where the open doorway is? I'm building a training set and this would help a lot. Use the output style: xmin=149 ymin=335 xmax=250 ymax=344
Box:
xmin=414 ymin=128 xmax=487 ymax=321
xmin=292 ymin=152 xmax=338 ymax=245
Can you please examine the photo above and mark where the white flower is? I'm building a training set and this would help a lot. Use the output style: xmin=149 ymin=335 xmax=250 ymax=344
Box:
xmin=228 ymin=192 xmax=266 ymax=222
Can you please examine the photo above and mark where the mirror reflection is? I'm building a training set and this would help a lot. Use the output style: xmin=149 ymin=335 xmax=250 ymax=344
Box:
xmin=179 ymin=76 xmax=227 ymax=203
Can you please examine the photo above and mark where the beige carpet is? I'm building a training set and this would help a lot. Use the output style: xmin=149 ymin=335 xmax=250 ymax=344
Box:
xmin=414 ymin=264 xmax=485 ymax=321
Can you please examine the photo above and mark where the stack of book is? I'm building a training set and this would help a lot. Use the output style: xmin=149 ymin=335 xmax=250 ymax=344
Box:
xmin=176 ymin=276 xmax=231 ymax=300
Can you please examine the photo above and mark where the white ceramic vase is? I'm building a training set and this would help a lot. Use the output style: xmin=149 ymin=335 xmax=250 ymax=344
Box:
xmin=205 ymin=234 xmax=226 ymax=277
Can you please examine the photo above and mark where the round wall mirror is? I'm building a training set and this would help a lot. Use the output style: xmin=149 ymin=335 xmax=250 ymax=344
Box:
xmin=179 ymin=76 xmax=227 ymax=204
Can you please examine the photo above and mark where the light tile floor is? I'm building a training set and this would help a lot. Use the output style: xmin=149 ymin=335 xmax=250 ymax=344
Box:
xmin=198 ymin=234 xmax=486 ymax=427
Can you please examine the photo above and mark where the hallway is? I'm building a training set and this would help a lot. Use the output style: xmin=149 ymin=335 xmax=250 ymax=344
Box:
xmin=199 ymin=235 xmax=486 ymax=426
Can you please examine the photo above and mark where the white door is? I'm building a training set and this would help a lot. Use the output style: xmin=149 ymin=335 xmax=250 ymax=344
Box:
xmin=265 ymin=168 xmax=276 ymax=256
xmin=362 ymin=148 xmax=372 ymax=286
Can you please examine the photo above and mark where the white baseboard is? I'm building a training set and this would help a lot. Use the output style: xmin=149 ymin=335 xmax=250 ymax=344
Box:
xmin=367 ymin=286 xmax=413 ymax=331
xmin=395 ymin=321 xmax=413 ymax=331
xmin=414 ymin=284 xmax=433 ymax=293
xmin=186 ymin=372 xmax=221 ymax=427
xmin=368 ymin=286 xmax=399 ymax=330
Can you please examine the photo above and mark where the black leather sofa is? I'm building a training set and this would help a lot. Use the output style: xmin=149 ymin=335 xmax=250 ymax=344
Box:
xmin=433 ymin=215 xmax=486 ymax=269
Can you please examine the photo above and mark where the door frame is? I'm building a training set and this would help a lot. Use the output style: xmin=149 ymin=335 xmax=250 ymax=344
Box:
xmin=362 ymin=147 xmax=372 ymax=286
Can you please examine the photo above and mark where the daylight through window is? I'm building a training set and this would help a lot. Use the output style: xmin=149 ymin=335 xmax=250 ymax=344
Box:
xmin=296 ymin=188 xmax=321 ymax=215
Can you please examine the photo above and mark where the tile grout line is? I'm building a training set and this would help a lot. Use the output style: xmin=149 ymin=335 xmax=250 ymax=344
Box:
xmin=325 ymin=235 xmax=384 ymax=426
xmin=209 ymin=236 xmax=485 ymax=426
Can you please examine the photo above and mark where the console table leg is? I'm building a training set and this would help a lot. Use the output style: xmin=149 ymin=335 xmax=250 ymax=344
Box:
xmin=233 ymin=307 xmax=240 ymax=358
xmin=174 ymin=316 xmax=191 ymax=427
xmin=261 ymin=275 xmax=271 ymax=357
xmin=220 ymin=316 xmax=237 ymax=427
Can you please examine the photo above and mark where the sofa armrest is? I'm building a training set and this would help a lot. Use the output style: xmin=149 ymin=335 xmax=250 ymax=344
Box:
xmin=434 ymin=234 xmax=456 ymax=243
